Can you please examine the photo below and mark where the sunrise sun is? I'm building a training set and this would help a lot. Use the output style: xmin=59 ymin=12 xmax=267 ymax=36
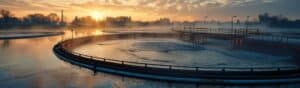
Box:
xmin=90 ymin=11 xmax=104 ymax=21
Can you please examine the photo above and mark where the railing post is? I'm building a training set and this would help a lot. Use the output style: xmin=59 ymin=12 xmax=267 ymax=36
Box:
xmin=93 ymin=61 xmax=97 ymax=75
xmin=169 ymin=65 xmax=172 ymax=70
xmin=277 ymin=68 xmax=281 ymax=72
xmin=250 ymin=68 xmax=254 ymax=72
xmin=222 ymin=67 xmax=225 ymax=72
xmin=145 ymin=64 xmax=147 ymax=68
xmin=122 ymin=61 xmax=124 ymax=65
xmin=196 ymin=67 xmax=199 ymax=72
xmin=93 ymin=60 xmax=96 ymax=67
xmin=286 ymin=37 xmax=289 ymax=44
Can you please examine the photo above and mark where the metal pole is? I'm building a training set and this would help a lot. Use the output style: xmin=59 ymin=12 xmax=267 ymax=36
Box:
xmin=204 ymin=16 xmax=206 ymax=24
xmin=231 ymin=16 xmax=237 ymax=34
xmin=71 ymin=28 xmax=74 ymax=40
xmin=232 ymin=16 xmax=233 ymax=32
xmin=246 ymin=16 xmax=250 ymax=36
xmin=222 ymin=67 xmax=225 ymax=72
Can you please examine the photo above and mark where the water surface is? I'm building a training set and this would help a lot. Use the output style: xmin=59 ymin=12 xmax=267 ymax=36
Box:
xmin=0 ymin=28 xmax=299 ymax=88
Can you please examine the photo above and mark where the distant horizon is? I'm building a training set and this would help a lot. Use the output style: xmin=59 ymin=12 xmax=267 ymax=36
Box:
xmin=1 ymin=9 xmax=298 ymax=23
xmin=1 ymin=0 xmax=299 ymax=22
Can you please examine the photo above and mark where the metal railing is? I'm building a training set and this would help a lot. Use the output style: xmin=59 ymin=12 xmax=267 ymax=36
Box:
xmin=63 ymin=48 xmax=299 ymax=73
xmin=172 ymin=27 xmax=260 ymax=35
xmin=172 ymin=27 xmax=292 ymax=45
xmin=54 ymin=31 xmax=300 ymax=74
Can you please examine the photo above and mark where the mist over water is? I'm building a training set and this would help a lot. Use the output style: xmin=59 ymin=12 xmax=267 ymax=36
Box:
xmin=1 ymin=0 xmax=300 ymax=86
xmin=0 ymin=26 xmax=299 ymax=87
xmin=74 ymin=38 xmax=295 ymax=67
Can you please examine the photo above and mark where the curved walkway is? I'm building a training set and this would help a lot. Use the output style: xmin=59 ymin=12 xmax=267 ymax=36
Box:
xmin=53 ymin=33 xmax=300 ymax=84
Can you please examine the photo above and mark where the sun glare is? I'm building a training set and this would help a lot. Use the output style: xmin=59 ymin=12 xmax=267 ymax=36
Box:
xmin=90 ymin=11 xmax=104 ymax=21
xmin=92 ymin=30 xmax=104 ymax=35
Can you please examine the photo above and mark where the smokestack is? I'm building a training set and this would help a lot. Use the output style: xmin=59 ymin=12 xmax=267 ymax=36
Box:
xmin=61 ymin=10 xmax=64 ymax=23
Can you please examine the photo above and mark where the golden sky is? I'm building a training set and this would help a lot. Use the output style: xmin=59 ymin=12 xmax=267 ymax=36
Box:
xmin=0 ymin=0 xmax=299 ymax=22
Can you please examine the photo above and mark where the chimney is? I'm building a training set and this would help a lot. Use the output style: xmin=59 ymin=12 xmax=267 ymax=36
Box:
xmin=61 ymin=10 xmax=64 ymax=24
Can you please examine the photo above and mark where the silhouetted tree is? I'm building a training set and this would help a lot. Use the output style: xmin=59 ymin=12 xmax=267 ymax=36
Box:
xmin=0 ymin=9 xmax=22 ymax=28
xmin=0 ymin=9 xmax=14 ymax=19
xmin=71 ymin=16 xmax=98 ymax=27
xmin=0 ymin=9 xmax=65 ymax=29
xmin=22 ymin=13 xmax=61 ymax=26
xmin=71 ymin=16 xmax=80 ymax=26
xmin=47 ymin=13 xmax=60 ymax=24
xmin=259 ymin=13 xmax=300 ymax=28
xmin=105 ymin=16 xmax=131 ymax=27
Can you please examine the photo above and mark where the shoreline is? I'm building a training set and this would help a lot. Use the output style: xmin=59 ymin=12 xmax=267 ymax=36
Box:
xmin=0 ymin=32 xmax=64 ymax=40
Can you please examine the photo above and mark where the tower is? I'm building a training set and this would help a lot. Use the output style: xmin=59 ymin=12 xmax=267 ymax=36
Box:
xmin=60 ymin=9 xmax=64 ymax=25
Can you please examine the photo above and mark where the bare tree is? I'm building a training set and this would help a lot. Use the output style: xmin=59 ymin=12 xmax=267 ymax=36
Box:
xmin=0 ymin=9 xmax=14 ymax=19
xmin=48 ymin=13 xmax=60 ymax=24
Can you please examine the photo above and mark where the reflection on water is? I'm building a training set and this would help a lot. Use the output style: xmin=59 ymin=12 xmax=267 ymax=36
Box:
xmin=0 ymin=28 xmax=300 ymax=88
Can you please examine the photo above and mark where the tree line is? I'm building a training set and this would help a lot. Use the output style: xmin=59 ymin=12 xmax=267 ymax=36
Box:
xmin=0 ymin=9 xmax=65 ymax=29
xmin=259 ymin=13 xmax=300 ymax=28
xmin=4 ymin=9 xmax=298 ymax=29
xmin=70 ymin=16 xmax=172 ymax=28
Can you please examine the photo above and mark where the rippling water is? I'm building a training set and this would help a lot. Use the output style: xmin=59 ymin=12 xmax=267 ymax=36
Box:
xmin=0 ymin=27 xmax=300 ymax=88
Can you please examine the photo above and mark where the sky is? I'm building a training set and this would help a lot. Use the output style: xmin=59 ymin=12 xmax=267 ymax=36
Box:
xmin=0 ymin=0 xmax=299 ymax=22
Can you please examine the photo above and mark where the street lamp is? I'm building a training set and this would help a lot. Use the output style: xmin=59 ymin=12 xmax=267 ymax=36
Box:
xmin=204 ymin=16 xmax=208 ymax=24
xmin=246 ymin=16 xmax=250 ymax=34
xmin=71 ymin=28 xmax=74 ymax=40
xmin=231 ymin=16 xmax=237 ymax=33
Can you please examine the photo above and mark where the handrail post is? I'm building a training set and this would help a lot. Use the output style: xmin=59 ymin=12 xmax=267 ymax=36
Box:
xmin=277 ymin=68 xmax=281 ymax=72
xmin=196 ymin=67 xmax=199 ymax=72
xmin=93 ymin=61 xmax=96 ymax=67
xmin=169 ymin=65 xmax=172 ymax=70
xmin=222 ymin=67 xmax=225 ymax=72
xmin=286 ymin=37 xmax=289 ymax=44
xmin=122 ymin=61 xmax=124 ymax=65
xmin=93 ymin=61 xmax=97 ymax=75
xmin=250 ymin=68 xmax=254 ymax=72
xmin=145 ymin=64 xmax=147 ymax=68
